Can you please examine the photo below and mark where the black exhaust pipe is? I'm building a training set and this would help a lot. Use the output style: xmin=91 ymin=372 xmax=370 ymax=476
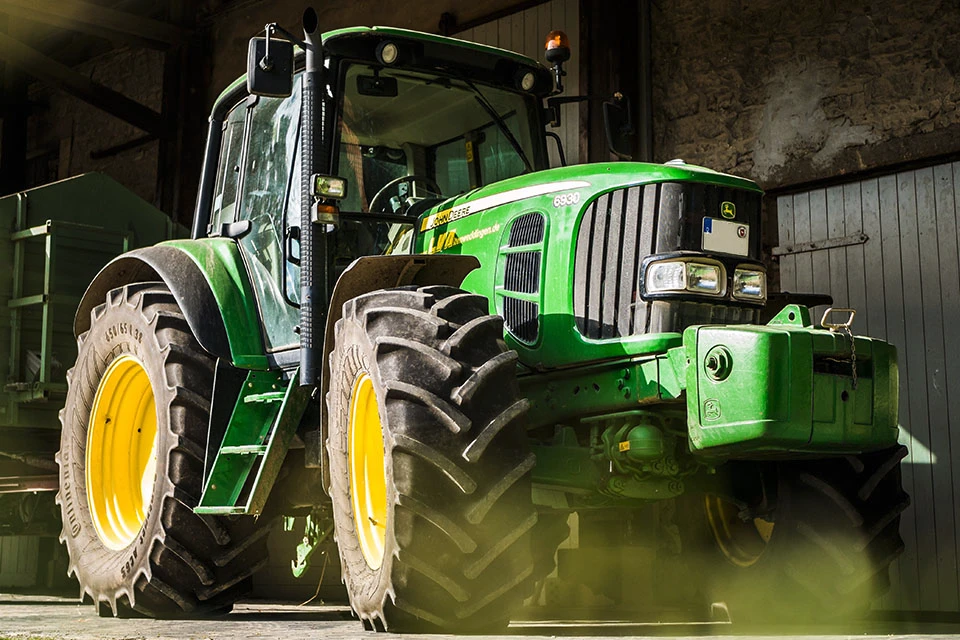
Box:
xmin=300 ymin=7 xmax=328 ymax=387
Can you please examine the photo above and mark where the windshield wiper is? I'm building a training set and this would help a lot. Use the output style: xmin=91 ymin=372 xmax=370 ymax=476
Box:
xmin=460 ymin=77 xmax=533 ymax=173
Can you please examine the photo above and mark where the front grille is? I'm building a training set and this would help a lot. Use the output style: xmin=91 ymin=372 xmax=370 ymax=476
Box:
xmin=573 ymin=185 xmax=760 ymax=339
xmin=508 ymin=212 xmax=545 ymax=247
xmin=574 ymin=186 xmax=650 ymax=339
xmin=647 ymin=301 xmax=760 ymax=333
xmin=501 ymin=213 xmax=545 ymax=343
xmin=503 ymin=297 xmax=539 ymax=343
xmin=504 ymin=251 xmax=540 ymax=294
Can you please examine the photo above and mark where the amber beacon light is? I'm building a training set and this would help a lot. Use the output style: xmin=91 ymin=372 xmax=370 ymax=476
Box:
xmin=544 ymin=30 xmax=571 ymax=92
xmin=545 ymin=31 xmax=570 ymax=60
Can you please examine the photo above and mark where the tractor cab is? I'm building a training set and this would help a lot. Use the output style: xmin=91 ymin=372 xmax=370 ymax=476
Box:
xmin=195 ymin=26 xmax=553 ymax=353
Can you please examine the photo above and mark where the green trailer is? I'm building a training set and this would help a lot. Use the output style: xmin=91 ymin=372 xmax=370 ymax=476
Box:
xmin=55 ymin=12 xmax=908 ymax=631
xmin=0 ymin=174 xmax=178 ymax=538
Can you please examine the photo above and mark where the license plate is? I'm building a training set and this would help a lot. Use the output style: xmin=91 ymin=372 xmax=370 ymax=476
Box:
xmin=702 ymin=217 xmax=749 ymax=256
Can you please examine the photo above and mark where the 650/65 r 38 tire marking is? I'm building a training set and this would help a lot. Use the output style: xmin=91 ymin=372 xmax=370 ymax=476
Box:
xmin=57 ymin=282 xmax=269 ymax=617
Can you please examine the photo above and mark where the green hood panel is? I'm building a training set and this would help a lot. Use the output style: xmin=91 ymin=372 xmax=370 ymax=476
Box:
xmin=417 ymin=161 xmax=761 ymax=227
xmin=413 ymin=162 xmax=762 ymax=370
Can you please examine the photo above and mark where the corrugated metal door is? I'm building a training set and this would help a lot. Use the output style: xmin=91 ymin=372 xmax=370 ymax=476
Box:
xmin=0 ymin=536 xmax=39 ymax=588
xmin=776 ymin=162 xmax=960 ymax=612
xmin=455 ymin=0 xmax=580 ymax=167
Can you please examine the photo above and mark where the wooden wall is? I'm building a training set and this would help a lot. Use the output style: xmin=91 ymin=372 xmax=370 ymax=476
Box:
xmin=454 ymin=0 xmax=581 ymax=167
xmin=777 ymin=161 xmax=960 ymax=612
xmin=0 ymin=537 xmax=38 ymax=588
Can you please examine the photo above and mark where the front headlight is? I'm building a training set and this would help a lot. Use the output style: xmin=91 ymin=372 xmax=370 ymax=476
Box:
xmin=732 ymin=268 xmax=766 ymax=301
xmin=645 ymin=259 xmax=725 ymax=297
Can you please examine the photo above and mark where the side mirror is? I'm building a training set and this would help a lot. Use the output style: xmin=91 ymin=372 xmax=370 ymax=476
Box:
xmin=603 ymin=94 xmax=634 ymax=160
xmin=247 ymin=35 xmax=294 ymax=97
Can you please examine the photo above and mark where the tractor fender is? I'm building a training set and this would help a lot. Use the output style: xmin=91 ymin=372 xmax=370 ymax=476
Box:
xmin=317 ymin=254 xmax=480 ymax=491
xmin=74 ymin=241 xmax=268 ymax=369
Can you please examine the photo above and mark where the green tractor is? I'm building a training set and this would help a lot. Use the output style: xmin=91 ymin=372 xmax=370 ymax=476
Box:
xmin=57 ymin=9 xmax=909 ymax=631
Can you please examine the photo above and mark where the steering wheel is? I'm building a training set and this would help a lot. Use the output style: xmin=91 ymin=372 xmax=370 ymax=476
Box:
xmin=368 ymin=175 xmax=441 ymax=214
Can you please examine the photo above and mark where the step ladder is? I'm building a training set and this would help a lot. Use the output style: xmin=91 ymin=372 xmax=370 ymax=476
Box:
xmin=196 ymin=368 xmax=309 ymax=515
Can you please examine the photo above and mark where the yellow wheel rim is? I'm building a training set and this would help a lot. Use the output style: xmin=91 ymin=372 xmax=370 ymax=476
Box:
xmin=705 ymin=495 xmax=775 ymax=568
xmin=348 ymin=373 xmax=388 ymax=570
xmin=85 ymin=355 xmax=159 ymax=551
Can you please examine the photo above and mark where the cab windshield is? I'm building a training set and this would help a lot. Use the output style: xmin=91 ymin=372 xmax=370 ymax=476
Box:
xmin=336 ymin=63 xmax=542 ymax=215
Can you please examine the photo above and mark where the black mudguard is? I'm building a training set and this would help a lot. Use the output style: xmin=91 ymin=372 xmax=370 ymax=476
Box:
xmin=74 ymin=246 xmax=230 ymax=360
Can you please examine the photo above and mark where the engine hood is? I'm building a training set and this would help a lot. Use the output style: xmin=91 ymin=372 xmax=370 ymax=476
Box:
xmin=416 ymin=161 xmax=762 ymax=233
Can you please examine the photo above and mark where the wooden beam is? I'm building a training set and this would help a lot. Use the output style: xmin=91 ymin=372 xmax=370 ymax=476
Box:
xmin=1 ymin=16 xmax=28 ymax=194
xmin=0 ymin=32 xmax=163 ymax=135
xmin=157 ymin=0 xmax=188 ymax=219
xmin=637 ymin=0 xmax=653 ymax=162
xmin=582 ymin=0 xmax=640 ymax=163
xmin=0 ymin=0 xmax=188 ymax=50
xmin=1 ymin=73 xmax=28 ymax=194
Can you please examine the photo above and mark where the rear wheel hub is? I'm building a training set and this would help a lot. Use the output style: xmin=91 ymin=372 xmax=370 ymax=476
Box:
xmin=85 ymin=355 xmax=159 ymax=551
xmin=704 ymin=495 xmax=774 ymax=567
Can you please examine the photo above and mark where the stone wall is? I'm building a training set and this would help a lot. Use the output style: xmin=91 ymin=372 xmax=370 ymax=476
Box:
xmin=651 ymin=0 xmax=960 ymax=189
xmin=26 ymin=47 xmax=164 ymax=204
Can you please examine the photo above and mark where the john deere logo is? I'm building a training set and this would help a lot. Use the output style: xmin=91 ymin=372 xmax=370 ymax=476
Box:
xmin=703 ymin=398 xmax=722 ymax=421
xmin=720 ymin=202 xmax=736 ymax=219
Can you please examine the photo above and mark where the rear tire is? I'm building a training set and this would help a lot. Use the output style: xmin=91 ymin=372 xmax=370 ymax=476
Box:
xmin=693 ymin=446 xmax=909 ymax=623
xmin=57 ymin=283 xmax=269 ymax=616
xmin=327 ymin=285 xmax=540 ymax=632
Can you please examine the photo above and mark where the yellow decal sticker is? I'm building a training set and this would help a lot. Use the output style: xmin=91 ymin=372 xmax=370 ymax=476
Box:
xmin=421 ymin=209 xmax=450 ymax=232
xmin=428 ymin=231 xmax=461 ymax=254
xmin=618 ymin=441 xmax=631 ymax=452
xmin=420 ymin=204 xmax=473 ymax=232
xmin=418 ymin=181 xmax=592 ymax=232
xmin=426 ymin=223 xmax=501 ymax=254
xmin=465 ymin=140 xmax=474 ymax=163
xmin=720 ymin=201 xmax=736 ymax=219
xmin=458 ymin=223 xmax=500 ymax=244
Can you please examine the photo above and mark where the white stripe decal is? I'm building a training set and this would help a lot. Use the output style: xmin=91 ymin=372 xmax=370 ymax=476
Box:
xmin=420 ymin=180 xmax=591 ymax=232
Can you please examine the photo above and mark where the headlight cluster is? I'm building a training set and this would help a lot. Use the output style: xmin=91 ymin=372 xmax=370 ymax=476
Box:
xmin=732 ymin=268 xmax=766 ymax=301
xmin=643 ymin=258 xmax=766 ymax=302
xmin=646 ymin=260 xmax=725 ymax=296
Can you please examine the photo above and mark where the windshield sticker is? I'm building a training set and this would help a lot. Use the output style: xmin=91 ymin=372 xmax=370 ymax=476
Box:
xmin=420 ymin=180 xmax=590 ymax=232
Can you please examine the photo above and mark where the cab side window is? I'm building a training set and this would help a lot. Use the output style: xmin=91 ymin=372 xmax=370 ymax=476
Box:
xmin=239 ymin=81 xmax=302 ymax=224
xmin=210 ymin=102 xmax=247 ymax=232
xmin=236 ymin=82 xmax=302 ymax=351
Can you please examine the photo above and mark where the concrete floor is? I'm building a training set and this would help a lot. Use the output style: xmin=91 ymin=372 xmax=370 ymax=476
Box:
xmin=1 ymin=594 xmax=960 ymax=640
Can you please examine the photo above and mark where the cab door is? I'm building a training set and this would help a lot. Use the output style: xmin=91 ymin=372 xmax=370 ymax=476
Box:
xmin=209 ymin=82 xmax=303 ymax=353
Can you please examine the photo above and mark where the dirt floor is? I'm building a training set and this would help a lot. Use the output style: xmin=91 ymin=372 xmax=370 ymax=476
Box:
xmin=1 ymin=594 xmax=960 ymax=640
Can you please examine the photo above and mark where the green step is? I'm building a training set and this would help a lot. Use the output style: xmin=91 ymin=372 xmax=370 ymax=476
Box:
xmin=244 ymin=391 xmax=285 ymax=404
xmin=197 ymin=368 xmax=309 ymax=516
xmin=219 ymin=444 xmax=268 ymax=455
xmin=194 ymin=505 xmax=248 ymax=515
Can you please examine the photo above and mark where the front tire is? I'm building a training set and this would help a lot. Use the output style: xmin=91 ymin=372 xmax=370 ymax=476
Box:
xmin=327 ymin=286 xmax=539 ymax=632
xmin=57 ymin=283 xmax=268 ymax=616
xmin=696 ymin=446 xmax=909 ymax=623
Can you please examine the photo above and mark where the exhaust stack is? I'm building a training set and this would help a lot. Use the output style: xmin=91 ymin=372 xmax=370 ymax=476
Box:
xmin=299 ymin=7 xmax=328 ymax=387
